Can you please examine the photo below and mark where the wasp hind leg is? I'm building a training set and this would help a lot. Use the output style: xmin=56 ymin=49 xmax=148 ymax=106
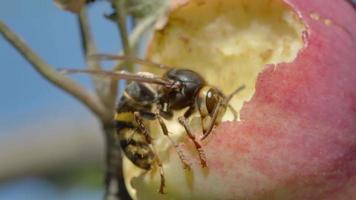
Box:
xmin=149 ymin=145 xmax=166 ymax=194
xmin=135 ymin=110 xmax=192 ymax=170
xmin=155 ymin=113 xmax=192 ymax=170
xmin=133 ymin=112 xmax=166 ymax=194
xmin=133 ymin=111 xmax=153 ymax=143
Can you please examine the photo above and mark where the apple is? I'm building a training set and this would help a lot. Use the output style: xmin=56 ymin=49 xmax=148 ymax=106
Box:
xmin=122 ymin=0 xmax=356 ymax=199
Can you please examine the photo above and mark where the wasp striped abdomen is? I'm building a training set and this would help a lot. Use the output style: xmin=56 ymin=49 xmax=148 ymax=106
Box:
xmin=114 ymin=81 xmax=167 ymax=193
xmin=116 ymin=119 xmax=155 ymax=170
xmin=114 ymin=80 xmax=158 ymax=169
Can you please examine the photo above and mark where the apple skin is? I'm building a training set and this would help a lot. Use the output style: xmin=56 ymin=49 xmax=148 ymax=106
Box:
xmin=130 ymin=0 xmax=356 ymax=199
xmin=228 ymin=1 xmax=356 ymax=199
xmin=196 ymin=0 xmax=356 ymax=199
xmin=205 ymin=1 xmax=356 ymax=199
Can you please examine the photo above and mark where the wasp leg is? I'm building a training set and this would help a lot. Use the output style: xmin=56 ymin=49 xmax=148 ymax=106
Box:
xmin=201 ymin=99 xmax=223 ymax=141
xmin=133 ymin=112 xmax=166 ymax=194
xmin=135 ymin=109 xmax=191 ymax=170
xmin=156 ymin=154 xmax=166 ymax=194
xmin=155 ymin=113 xmax=192 ymax=170
xmin=148 ymin=144 xmax=166 ymax=194
xmin=133 ymin=111 xmax=153 ymax=144
xmin=178 ymin=115 xmax=207 ymax=168
xmin=196 ymin=103 xmax=213 ymax=138
xmin=228 ymin=104 xmax=238 ymax=121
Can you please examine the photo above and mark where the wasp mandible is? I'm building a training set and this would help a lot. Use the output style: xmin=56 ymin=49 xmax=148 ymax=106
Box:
xmin=62 ymin=54 xmax=245 ymax=193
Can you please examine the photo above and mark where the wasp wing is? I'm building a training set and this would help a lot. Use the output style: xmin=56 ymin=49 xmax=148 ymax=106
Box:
xmin=60 ymin=69 xmax=178 ymax=88
xmin=89 ymin=54 xmax=173 ymax=70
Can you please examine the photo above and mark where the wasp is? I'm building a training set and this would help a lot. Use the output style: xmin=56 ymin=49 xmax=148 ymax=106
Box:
xmin=62 ymin=54 xmax=245 ymax=194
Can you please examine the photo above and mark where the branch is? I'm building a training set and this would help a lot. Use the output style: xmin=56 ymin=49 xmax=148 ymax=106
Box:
xmin=78 ymin=8 xmax=116 ymax=110
xmin=0 ymin=21 xmax=111 ymax=123
xmin=129 ymin=16 xmax=156 ymax=52
xmin=106 ymin=0 xmax=136 ymax=121
xmin=111 ymin=15 xmax=158 ymax=72
xmin=103 ymin=2 xmax=134 ymax=200
xmin=103 ymin=126 xmax=131 ymax=200
xmin=108 ymin=0 xmax=134 ymax=104
xmin=78 ymin=8 xmax=98 ymax=61
xmin=113 ymin=0 xmax=132 ymax=60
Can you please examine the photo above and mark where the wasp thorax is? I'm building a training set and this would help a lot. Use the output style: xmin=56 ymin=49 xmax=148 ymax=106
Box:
xmin=161 ymin=69 xmax=205 ymax=110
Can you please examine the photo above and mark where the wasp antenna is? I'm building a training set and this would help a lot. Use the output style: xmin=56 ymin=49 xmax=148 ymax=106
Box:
xmin=225 ymin=85 xmax=246 ymax=103
xmin=88 ymin=53 xmax=173 ymax=70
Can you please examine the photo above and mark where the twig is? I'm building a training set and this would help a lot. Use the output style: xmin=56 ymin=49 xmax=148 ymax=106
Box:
xmin=107 ymin=0 xmax=135 ymax=110
xmin=0 ymin=21 xmax=111 ymax=123
xmin=113 ymin=0 xmax=132 ymax=60
xmin=128 ymin=16 xmax=155 ymax=53
xmin=78 ymin=8 xmax=116 ymax=110
xmin=104 ymin=1 xmax=134 ymax=200
xmin=78 ymin=8 xmax=99 ymax=64
xmin=112 ymin=14 xmax=158 ymax=71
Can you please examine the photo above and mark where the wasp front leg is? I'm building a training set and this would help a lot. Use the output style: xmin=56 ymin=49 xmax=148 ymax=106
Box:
xmin=200 ymin=99 xmax=224 ymax=141
xmin=178 ymin=107 xmax=207 ymax=168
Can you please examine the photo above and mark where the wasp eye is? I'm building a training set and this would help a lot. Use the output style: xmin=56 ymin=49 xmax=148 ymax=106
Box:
xmin=206 ymin=88 xmax=220 ymax=115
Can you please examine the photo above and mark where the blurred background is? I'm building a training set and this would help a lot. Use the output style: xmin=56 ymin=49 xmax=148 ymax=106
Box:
xmin=0 ymin=1 xmax=125 ymax=199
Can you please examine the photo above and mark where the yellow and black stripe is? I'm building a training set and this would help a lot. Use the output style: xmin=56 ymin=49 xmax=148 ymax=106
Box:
xmin=114 ymin=112 xmax=155 ymax=170
xmin=114 ymin=81 xmax=157 ymax=170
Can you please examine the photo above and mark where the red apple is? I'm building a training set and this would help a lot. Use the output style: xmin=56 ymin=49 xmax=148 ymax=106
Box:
xmin=123 ymin=0 xmax=356 ymax=199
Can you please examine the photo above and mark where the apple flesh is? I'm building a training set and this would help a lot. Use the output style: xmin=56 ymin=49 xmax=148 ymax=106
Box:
xmin=123 ymin=0 xmax=356 ymax=199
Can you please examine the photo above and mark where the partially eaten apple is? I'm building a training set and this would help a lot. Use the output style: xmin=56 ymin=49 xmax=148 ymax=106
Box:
xmin=123 ymin=0 xmax=356 ymax=199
